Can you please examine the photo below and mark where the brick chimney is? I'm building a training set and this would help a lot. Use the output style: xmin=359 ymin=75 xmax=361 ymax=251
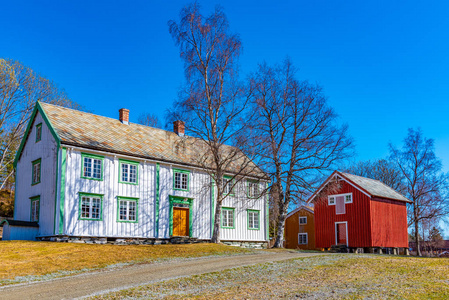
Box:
xmin=173 ymin=120 xmax=185 ymax=136
xmin=119 ymin=108 xmax=129 ymax=125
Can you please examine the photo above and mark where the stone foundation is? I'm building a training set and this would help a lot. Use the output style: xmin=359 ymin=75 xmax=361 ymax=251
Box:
xmin=222 ymin=240 xmax=268 ymax=249
xmin=37 ymin=236 xmax=172 ymax=245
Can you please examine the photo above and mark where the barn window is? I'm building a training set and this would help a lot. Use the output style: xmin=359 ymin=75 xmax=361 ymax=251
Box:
xmin=223 ymin=176 xmax=234 ymax=195
xmin=173 ymin=169 xmax=190 ymax=191
xmin=30 ymin=196 xmax=40 ymax=222
xmin=118 ymin=197 xmax=139 ymax=222
xmin=247 ymin=210 xmax=260 ymax=230
xmin=221 ymin=207 xmax=235 ymax=228
xmin=79 ymin=193 xmax=103 ymax=221
xmin=345 ymin=194 xmax=352 ymax=203
xmin=298 ymin=233 xmax=308 ymax=245
xmin=119 ymin=159 xmax=139 ymax=184
xmin=328 ymin=196 xmax=336 ymax=205
xmin=81 ymin=153 xmax=103 ymax=180
xmin=247 ymin=180 xmax=260 ymax=198
xmin=35 ymin=123 xmax=42 ymax=142
xmin=32 ymin=158 xmax=41 ymax=185
xmin=299 ymin=216 xmax=307 ymax=225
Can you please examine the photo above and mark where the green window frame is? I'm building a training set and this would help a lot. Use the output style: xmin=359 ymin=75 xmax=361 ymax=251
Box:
xmin=117 ymin=196 xmax=139 ymax=223
xmin=32 ymin=158 xmax=41 ymax=185
xmin=221 ymin=207 xmax=235 ymax=229
xmin=247 ymin=209 xmax=260 ymax=230
xmin=247 ymin=180 xmax=260 ymax=198
xmin=35 ymin=123 xmax=42 ymax=142
xmin=30 ymin=196 xmax=40 ymax=222
xmin=78 ymin=192 xmax=103 ymax=221
xmin=81 ymin=153 xmax=104 ymax=181
xmin=223 ymin=176 xmax=235 ymax=196
xmin=119 ymin=159 xmax=139 ymax=185
xmin=173 ymin=168 xmax=190 ymax=191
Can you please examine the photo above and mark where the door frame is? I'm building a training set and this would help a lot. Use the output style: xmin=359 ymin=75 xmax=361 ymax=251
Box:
xmin=169 ymin=195 xmax=193 ymax=237
xmin=335 ymin=221 xmax=348 ymax=246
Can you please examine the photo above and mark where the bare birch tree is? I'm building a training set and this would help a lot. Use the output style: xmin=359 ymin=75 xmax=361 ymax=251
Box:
xmin=137 ymin=112 xmax=161 ymax=128
xmin=389 ymin=128 xmax=449 ymax=256
xmin=0 ymin=58 xmax=84 ymax=192
xmin=168 ymin=4 xmax=261 ymax=243
xmin=248 ymin=59 xmax=353 ymax=248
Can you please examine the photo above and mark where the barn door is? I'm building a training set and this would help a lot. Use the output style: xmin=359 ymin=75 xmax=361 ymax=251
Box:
xmin=173 ymin=207 xmax=189 ymax=236
xmin=336 ymin=222 xmax=347 ymax=245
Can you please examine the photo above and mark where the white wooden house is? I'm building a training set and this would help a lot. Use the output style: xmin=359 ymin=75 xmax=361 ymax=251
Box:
xmin=3 ymin=102 xmax=268 ymax=246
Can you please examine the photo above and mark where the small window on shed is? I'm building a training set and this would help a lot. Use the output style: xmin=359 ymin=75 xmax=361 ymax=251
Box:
xmin=299 ymin=216 xmax=307 ymax=225
xmin=328 ymin=196 xmax=335 ymax=205
xmin=298 ymin=233 xmax=308 ymax=245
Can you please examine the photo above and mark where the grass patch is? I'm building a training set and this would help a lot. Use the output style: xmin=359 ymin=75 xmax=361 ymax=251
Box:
xmin=94 ymin=254 xmax=449 ymax=299
xmin=0 ymin=241 xmax=252 ymax=284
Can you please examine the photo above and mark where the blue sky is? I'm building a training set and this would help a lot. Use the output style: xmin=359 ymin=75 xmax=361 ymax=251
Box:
xmin=2 ymin=1 xmax=449 ymax=236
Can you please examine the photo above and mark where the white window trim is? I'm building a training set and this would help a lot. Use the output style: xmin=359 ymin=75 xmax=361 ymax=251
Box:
xmin=299 ymin=216 xmax=307 ymax=225
xmin=335 ymin=221 xmax=348 ymax=247
xmin=298 ymin=233 xmax=308 ymax=245
xmin=328 ymin=192 xmax=353 ymax=205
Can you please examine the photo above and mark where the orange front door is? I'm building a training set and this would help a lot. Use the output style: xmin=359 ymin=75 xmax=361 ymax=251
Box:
xmin=173 ymin=207 xmax=189 ymax=236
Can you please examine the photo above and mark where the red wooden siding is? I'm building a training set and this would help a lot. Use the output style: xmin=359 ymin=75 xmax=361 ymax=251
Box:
xmin=284 ymin=209 xmax=316 ymax=250
xmin=370 ymin=197 xmax=408 ymax=248
xmin=314 ymin=180 xmax=372 ymax=248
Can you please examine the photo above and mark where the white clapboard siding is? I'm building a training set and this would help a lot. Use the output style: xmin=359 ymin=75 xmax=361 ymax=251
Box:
xmin=58 ymin=149 xmax=265 ymax=242
xmin=157 ymin=165 xmax=212 ymax=239
xmin=63 ymin=150 xmax=156 ymax=238
xmin=15 ymin=111 xmax=58 ymax=236
xmin=220 ymin=181 xmax=267 ymax=242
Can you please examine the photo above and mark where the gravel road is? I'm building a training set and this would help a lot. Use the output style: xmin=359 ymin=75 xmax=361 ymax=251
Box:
xmin=0 ymin=251 xmax=325 ymax=300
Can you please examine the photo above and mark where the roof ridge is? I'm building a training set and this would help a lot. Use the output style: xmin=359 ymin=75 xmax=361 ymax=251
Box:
xmin=39 ymin=101 xmax=180 ymax=137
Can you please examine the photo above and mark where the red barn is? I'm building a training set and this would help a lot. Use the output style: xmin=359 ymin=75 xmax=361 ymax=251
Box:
xmin=308 ymin=171 xmax=411 ymax=254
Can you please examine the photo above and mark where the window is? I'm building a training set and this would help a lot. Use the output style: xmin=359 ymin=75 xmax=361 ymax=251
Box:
xmin=328 ymin=196 xmax=335 ymax=205
xmin=81 ymin=153 xmax=103 ymax=180
xmin=79 ymin=193 xmax=103 ymax=220
xmin=173 ymin=169 xmax=189 ymax=191
xmin=247 ymin=180 xmax=259 ymax=198
xmin=299 ymin=216 xmax=307 ymax=225
xmin=32 ymin=159 xmax=41 ymax=185
xmin=117 ymin=197 xmax=138 ymax=222
xmin=221 ymin=207 xmax=235 ymax=228
xmin=247 ymin=210 xmax=260 ymax=230
xmin=298 ymin=233 xmax=308 ymax=245
xmin=30 ymin=196 xmax=40 ymax=222
xmin=223 ymin=176 xmax=234 ymax=195
xmin=35 ymin=123 xmax=42 ymax=142
xmin=119 ymin=159 xmax=139 ymax=184
xmin=345 ymin=194 xmax=352 ymax=203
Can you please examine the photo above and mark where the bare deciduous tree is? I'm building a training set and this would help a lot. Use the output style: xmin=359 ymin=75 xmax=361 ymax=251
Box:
xmin=168 ymin=4 xmax=261 ymax=243
xmin=249 ymin=59 xmax=353 ymax=248
xmin=137 ymin=112 xmax=161 ymax=128
xmin=0 ymin=58 xmax=84 ymax=192
xmin=390 ymin=128 xmax=449 ymax=256
xmin=345 ymin=159 xmax=406 ymax=194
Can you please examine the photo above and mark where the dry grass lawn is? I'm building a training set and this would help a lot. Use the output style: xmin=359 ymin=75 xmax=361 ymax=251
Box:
xmin=95 ymin=254 xmax=449 ymax=299
xmin=0 ymin=241 xmax=252 ymax=284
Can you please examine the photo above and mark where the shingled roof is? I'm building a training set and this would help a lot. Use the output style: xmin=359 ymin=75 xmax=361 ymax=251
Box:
xmin=17 ymin=102 xmax=266 ymax=178
xmin=337 ymin=172 xmax=410 ymax=202
xmin=308 ymin=170 xmax=411 ymax=203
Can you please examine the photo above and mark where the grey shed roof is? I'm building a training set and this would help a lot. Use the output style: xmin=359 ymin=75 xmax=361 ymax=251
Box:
xmin=338 ymin=172 xmax=411 ymax=203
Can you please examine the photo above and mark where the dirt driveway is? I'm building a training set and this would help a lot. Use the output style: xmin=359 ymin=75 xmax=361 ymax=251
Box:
xmin=0 ymin=251 xmax=326 ymax=299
